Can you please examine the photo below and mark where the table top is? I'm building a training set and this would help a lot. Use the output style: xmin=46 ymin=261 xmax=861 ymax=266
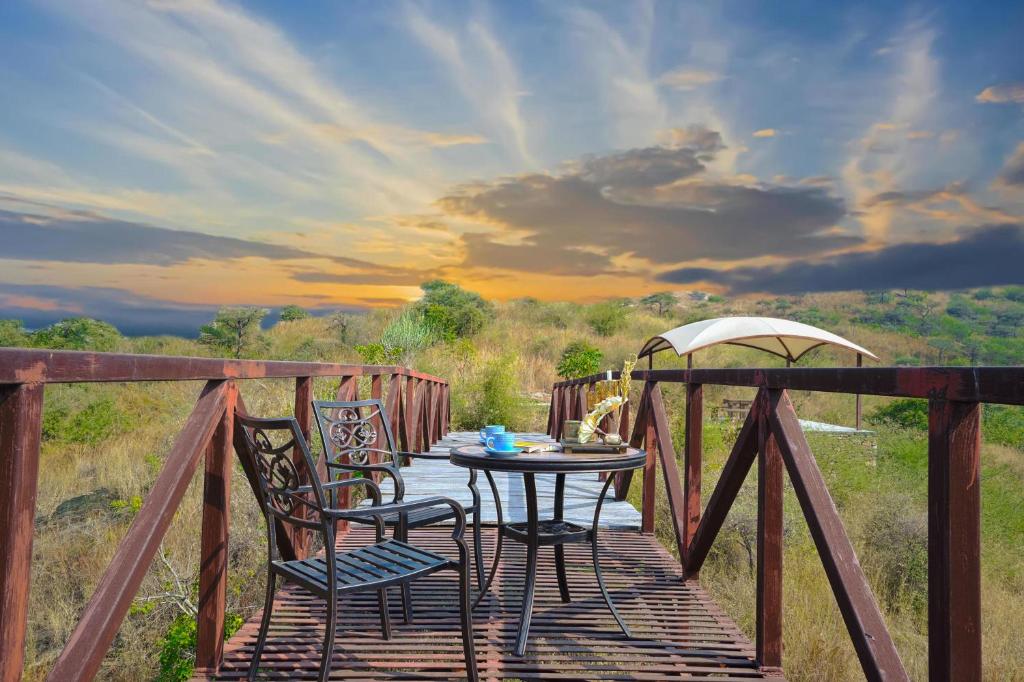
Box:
xmin=449 ymin=444 xmax=646 ymax=474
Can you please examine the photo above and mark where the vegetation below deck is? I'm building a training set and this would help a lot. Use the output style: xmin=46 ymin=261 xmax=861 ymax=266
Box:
xmin=3 ymin=283 xmax=1023 ymax=680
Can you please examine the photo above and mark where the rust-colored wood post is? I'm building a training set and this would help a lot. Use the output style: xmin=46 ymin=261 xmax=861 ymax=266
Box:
xmin=546 ymin=386 xmax=557 ymax=435
xmin=370 ymin=374 xmax=383 ymax=468
xmin=385 ymin=373 xmax=402 ymax=447
xmin=756 ymin=406 xmax=783 ymax=673
xmin=577 ymin=383 xmax=588 ymax=421
xmin=683 ymin=383 xmax=702 ymax=566
xmin=195 ymin=382 xmax=236 ymax=675
xmin=404 ymin=376 xmax=419 ymax=454
xmin=641 ymin=382 xmax=657 ymax=534
xmin=928 ymin=399 xmax=981 ymax=682
xmin=291 ymin=376 xmax=316 ymax=556
xmin=0 ymin=383 xmax=44 ymax=682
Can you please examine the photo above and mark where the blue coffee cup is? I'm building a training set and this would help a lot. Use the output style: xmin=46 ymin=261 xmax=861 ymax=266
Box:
xmin=487 ymin=432 xmax=517 ymax=452
xmin=480 ymin=424 xmax=505 ymax=441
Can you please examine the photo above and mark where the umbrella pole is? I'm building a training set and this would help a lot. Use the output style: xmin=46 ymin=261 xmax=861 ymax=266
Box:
xmin=855 ymin=353 xmax=863 ymax=430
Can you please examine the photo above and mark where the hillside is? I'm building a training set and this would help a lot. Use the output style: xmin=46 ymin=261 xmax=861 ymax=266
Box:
xmin=3 ymin=285 xmax=1023 ymax=681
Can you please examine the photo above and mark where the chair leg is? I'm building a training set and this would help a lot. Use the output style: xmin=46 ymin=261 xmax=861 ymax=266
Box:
xmin=249 ymin=571 xmax=277 ymax=681
xmin=377 ymin=588 xmax=392 ymax=640
xmin=472 ymin=508 xmax=485 ymax=590
xmin=458 ymin=562 xmax=479 ymax=681
xmin=318 ymin=591 xmax=338 ymax=682
xmin=396 ymin=521 xmax=414 ymax=623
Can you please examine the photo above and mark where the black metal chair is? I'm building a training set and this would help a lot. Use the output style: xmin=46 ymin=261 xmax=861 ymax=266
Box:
xmin=237 ymin=413 xmax=478 ymax=682
xmin=312 ymin=399 xmax=486 ymax=620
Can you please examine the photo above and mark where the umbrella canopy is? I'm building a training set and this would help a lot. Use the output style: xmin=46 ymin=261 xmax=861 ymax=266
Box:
xmin=638 ymin=316 xmax=877 ymax=363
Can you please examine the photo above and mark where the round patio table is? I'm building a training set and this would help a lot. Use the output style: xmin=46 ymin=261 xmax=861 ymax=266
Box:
xmin=450 ymin=444 xmax=646 ymax=656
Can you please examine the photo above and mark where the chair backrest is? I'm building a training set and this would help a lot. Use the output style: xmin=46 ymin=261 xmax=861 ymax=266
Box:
xmin=312 ymin=399 xmax=400 ymax=474
xmin=236 ymin=413 xmax=332 ymax=556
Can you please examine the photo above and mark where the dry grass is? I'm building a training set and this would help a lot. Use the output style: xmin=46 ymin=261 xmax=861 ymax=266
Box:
xmin=17 ymin=293 xmax=1024 ymax=680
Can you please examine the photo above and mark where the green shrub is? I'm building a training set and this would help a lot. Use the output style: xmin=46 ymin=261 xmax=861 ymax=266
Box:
xmin=414 ymin=280 xmax=492 ymax=340
xmin=31 ymin=317 xmax=121 ymax=351
xmin=278 ymin=304 xmax=310 ymax=321
xmin=0 ymin=319 xmax=29 ymax=347
xmin=982 ymin=405 xmax=1024 ymax=449
xmin=868 ymin=398 xmax=928 ymax=430
xmin=456 ymin=355 xmax=526 ymax=429
xmin=586 ymin=301 xmax=628 ymax=337
xmin=43 ymin=396 xmax=131 ymax=444
xmin=556 ymin=341 xmax=603 ymax=379
xmin=157 ymin=612 xmax=243 ymax=682
xmin=381 ymin=312 xmax=435 ymax=364
xmin=355 ymin=342 xmax=402 ymax=365
xmin=862 ymin=496 xmax=928 ymax=612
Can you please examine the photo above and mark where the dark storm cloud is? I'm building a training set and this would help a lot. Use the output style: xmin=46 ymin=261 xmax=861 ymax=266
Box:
xmin=0 ymin=283 xmax=365 ymax=336
xmin=657 ymin=224 xmax=1024 ymax=294
xmin=438 ymin=128 xmax=854 ymax=273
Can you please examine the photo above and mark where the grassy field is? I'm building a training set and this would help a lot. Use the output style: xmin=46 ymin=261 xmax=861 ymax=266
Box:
xmin=6 ymin=287 xmax=1024 ymax=680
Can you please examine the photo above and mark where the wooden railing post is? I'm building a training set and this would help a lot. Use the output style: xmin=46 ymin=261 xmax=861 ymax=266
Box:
xmin=195 ymin=382 xmax=236 ymax=675
xmin=649 ymin=384 xmax=687 ymax=560
xmin=404 ymin=376 xmax=417 ymax=454
xmin=48 ymin=381 xmax=229 ymax=682
xmin=928 ymin=399 xmax=981 ymax=682
xmin=291 ymin=376 xmax=315 ymax=558
xmin=756 ymin=404 xmax=783 ymax=673
xmin=640 ymin=382 xmax=657 ymax=534
xmin=683 ymin=383 xmax=702 ymax=568
xmin=0 ymin=383 xmax=44 ymax=682
xmin=370 ymin=374 xmax=383 ymax=468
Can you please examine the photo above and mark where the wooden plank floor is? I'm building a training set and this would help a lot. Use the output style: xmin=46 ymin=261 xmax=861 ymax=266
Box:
xmin=376 ymin=431 xmax=642 ymax=530
xmin=218 ymin=527 xmax=777 ymax=680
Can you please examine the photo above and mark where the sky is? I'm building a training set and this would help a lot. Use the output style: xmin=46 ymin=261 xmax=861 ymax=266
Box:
xmin=1 ymin=0 xmax=1023 ymax=334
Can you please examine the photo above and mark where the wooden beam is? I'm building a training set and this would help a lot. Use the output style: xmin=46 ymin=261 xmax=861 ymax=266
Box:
xmin=927 ymin=399 xmax=981 ymax=682
xmin=648 ymin=384 xmax=687 ymax=561
xmin=195 ymin=382 xmax=237 ymax=675
xmin=641 ymin=383 xmax=657 ymax=534
xmin=290 ymin=376 xmax=316 ymax=558
xmin=48 ymin=381 xmax=229 ymax=682
xmin=685 ymin=390 xmax=763 ymax=577
xmin=767 ymin=388 xmax=907 ymax=682
xmin=683 ymin=383 xmax=702 ymax=567
xmin=0 ymin=383 xmax=44 ymax=682
xmin=0 ymin=348 xmax=446 ymax=384
xmin=756 ymin=411 xmax=783 ymax=673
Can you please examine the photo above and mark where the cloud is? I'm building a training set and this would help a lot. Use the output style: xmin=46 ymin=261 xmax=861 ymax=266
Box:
xmin=752 ymin=129 xmax=778 ymax=138
xmin=657 ymin=223 xmax=1024 ymax=293
xmin=0 ymin=282 xmax=365 ymax=336
xmin=996 ymin=143 xmax=1024 ymax=188
xmin=0 ymin=201 xmax=432 ymax=287
xmin=438 ymin=130 xmax=854 ymax=273
xmin=975 ymin=84 xmax=1024 ymax=104
xmin=658 ymin=67 xmax=722 ymax=90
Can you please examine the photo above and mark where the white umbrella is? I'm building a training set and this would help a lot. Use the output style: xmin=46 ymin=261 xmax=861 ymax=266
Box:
xmin=638 ymin=316 xmax=877 ymax=364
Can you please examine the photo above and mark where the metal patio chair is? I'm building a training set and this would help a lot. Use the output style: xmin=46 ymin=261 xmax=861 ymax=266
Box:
xmin=237 ymin=413 xmax=478 ymax=682
xmin=312 ymin=398 xmax=486 ymax=620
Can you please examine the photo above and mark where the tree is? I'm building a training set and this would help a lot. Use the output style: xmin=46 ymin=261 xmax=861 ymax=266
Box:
xmin=198 ymin=307 xmax=268 ymax=358
xmin=414 ymin=280 xmax=492 ymax=340
xmin=556 ymin=341 xmax=603 ymax=379
xmin=586 ymin=301 xmax=628 ymax=337
xmin=31 ymin=318 xmax=121 ymax=352
xmin=278 ymin=304 xmax=309 ymax=321
xmin=640 ymin=292 xmax=676 ymax=316
xmin=0 ymin=319 xmax=29 ymax=347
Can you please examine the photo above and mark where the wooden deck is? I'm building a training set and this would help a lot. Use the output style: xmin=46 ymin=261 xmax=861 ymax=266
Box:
xmin=377 ymin=431 xmax=642 ymax=529
xmin=218 ymin=527 xmax=775 ymax=680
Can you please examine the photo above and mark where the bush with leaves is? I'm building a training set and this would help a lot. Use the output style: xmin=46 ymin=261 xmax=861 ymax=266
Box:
xmin=198 ymin=307 xmax=268 ymax=358
xmin=414 ymin=280 xmax=492 ymax=340
xmin=355 ymin=342 xmax=403 ymax=365
xmin=31 ymin=317 xmax=121 ymax=352
xmin=278 ymin=304 xmax=310 ymax=321
xmin=157 ymin=612 xmax=243 ymax=682
xmin=868 ymin=398 xmax=928 ymax=430
xmin=556 ymin=341 xmax=603 ymax=379
xmin=0 ymin=319 xmax=29 ymax=347
xmin=586 ymin=301 xmax=628 ymax=337
xmin=640 ymin=292 xmax=676 ymax=316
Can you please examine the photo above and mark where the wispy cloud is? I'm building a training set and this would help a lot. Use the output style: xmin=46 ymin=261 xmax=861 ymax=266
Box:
xmin=975 ymin=84 xmax=1024 ymax=104
xmin=658 ymin=67 xmax=722 ymax=90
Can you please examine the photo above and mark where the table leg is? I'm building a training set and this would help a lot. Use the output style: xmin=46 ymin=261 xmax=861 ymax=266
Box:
xmin=514 ymin=472 xmax=539 ymax=657
xmin=593 ymin=474 xmax=632 ymax=638
xmin=473 ymin=470 xmax=504 ymax=609
xmin=553 ymin=473 xmax=571 ymax=603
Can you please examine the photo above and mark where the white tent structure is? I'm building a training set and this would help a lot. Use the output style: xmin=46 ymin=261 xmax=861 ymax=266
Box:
xmin=638 ymin=316 xmax=877 ymax=430
xmin=638 ymin=316 xmax=877 ymax=365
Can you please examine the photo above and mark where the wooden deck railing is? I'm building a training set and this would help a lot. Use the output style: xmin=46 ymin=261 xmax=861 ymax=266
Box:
xmin=549 ymin=366 xmax=1024 ymax=682
xmin=0 ymin=348 xmax=449 ymax=682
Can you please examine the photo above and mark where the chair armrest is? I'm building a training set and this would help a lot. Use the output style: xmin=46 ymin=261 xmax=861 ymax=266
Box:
xmin=324 ymin=462 xmax=404 ymax=503
xmin=326 ymin=496 xmax=467 ymax=538
xmin=296 ymin=477 xmax=382 ymax=506
xmin=398 ymin=450 xmax=450 ymax=461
